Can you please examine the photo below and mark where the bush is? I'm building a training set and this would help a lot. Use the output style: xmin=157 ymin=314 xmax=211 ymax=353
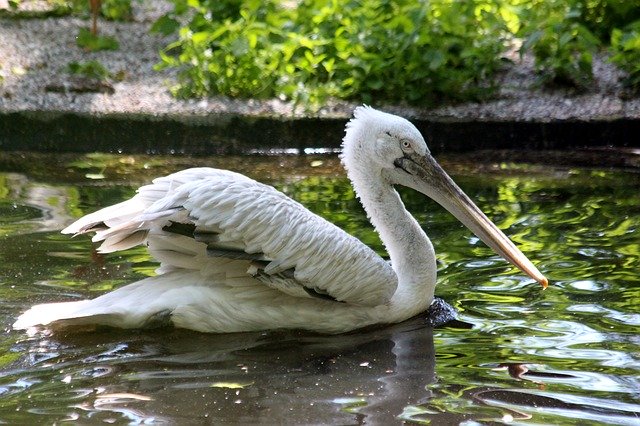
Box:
xmin=517 ymin=1 xmax=600 ymax=88
xmin=517 ymin=0 xmax=640 ymax=89
xmin=153 ymin=0 xmax=640 ymax=103
xmin=67 ymin=0 xmax=134 ymax=21
xmin=67 ymin=60 xmax=111 ymax=80
xmin=156 ymin=0 xmax=511 ymax=106
xmin=76 ymin=27 xmax=120 ymax=51
xmin=99 ymin=0 xmax=133 ymax=21
xmin=580 ymin=0 xmax=640 ymax=41
xmin=610 ymin=20 xmax=640 ymax=92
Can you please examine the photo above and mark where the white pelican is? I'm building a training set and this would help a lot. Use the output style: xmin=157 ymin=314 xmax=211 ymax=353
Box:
xmin=14 ymin=106 xmax=547 ymax=333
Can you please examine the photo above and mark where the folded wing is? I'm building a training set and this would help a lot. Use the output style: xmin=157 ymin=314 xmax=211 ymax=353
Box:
xmin=64 ymin=168 xmax=397 ymax=306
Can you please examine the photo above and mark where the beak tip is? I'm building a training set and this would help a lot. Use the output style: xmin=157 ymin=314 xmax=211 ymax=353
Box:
xmin=539 ymin=276 xmax=549 ymax=289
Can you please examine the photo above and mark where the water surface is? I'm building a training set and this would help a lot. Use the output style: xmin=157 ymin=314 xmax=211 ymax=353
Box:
xmin=1 ymin=153 xmax=639 ymax=424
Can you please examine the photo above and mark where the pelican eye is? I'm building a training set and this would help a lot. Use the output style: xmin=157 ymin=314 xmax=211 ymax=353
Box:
xmin=400 ymin=139 xmax=413 ymax=152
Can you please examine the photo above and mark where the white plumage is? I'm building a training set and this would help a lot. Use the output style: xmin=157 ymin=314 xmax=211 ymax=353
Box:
xmin=14 ymin=106 xmax=547 ymax=334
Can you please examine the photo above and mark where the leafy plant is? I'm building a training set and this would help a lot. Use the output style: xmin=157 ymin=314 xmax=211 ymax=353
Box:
xmin=150 ymin=15 xmax=181 ymax=36
xmin=610 ymin=20 xmax=640 ymax=92
xmin=2 ymin=0 xmax=134 ymax=20
xmin=518 ymin=2 xmax=600 ymax=88
xmin=76 ymin=27 xmax=119 ymax=51
xmin=100 ymin=0 xmax=133 ymax=21
xmin=63 ymin=0 xmax=134 ymax=21
xmin=0 ymin=0 xmax=74 ymax=18
xmin=67 ymin=60 xmax=111 ymax=80
xmin=579 ymin=0 xmax=640 ymax=41
xmin=156 ymin=0 xmax=510 ymax=107
xmin=150 ymin=0 xmax=190 ymax=36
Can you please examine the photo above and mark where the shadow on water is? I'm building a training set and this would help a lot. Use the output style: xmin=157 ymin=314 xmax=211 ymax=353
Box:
xmin=3 ymin=318 xmax=439 ymax=424
xmin=5 ymin=318 xmax=640 ymax=424
xmin=1 ymin=152 xmax=640 ymax=424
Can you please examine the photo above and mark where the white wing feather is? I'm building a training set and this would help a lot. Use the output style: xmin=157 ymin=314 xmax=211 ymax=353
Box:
xmin=62 ymin=168 xmax=397 ymax=306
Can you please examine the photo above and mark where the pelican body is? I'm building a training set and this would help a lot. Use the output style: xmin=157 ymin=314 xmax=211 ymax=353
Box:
xmin=14 ymin=107 xmax=547 ymax=334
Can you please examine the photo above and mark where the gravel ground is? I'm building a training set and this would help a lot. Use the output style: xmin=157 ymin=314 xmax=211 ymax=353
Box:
xmin=1 ymin=0 xmax=639 ymax=122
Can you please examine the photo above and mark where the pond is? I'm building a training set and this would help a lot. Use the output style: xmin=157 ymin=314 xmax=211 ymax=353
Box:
xmin=1 ymin=152 xmax=639 ymax=424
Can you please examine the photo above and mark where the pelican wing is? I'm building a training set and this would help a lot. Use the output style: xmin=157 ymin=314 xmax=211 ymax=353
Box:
xmin=63 ymin=168 xmax=397 ymax=306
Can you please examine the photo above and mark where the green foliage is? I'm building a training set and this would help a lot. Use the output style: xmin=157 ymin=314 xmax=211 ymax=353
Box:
xmin=579 ymin=0 xmax=640 ymax=41
xmin=150 ymin=15 xmax=181 ymax=36
xmin=4 ymin=0 xmax=134 ymax=20
xmin=0 ymin=0 xmax=74 ymax=18
xmin=518 ymin=2 xmax=600 ymax=88
xmin=610 ymin=20 xmax=640 ymax=92
xmin=157 ymin=0 xmax=510 ymax=106
xmin=516 ymin=0 xmax=640 ymax=90
xmin=63 ymin=0 xmax=134 ymax=21
xmin=67 ymin=60 xmax=111 ymax=80
xmin=154 ymin=0 xmax=640 ymax=102
xmin=100 ymin=0 xmax=133 ymax=21
xmin=76 ymin=27 xmax=119 ymax=51
xmin=11 ymin=0 xmax=640 ymax=101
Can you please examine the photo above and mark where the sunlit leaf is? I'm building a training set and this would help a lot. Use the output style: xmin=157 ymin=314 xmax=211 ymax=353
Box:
xmin=85 ymin=173 xmax=106 ymax=180
xmin=210 ymin=381 xmax=253 ymax=389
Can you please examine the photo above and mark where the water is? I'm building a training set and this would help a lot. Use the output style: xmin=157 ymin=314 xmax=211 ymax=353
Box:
xmin=1 ymin=152 xmax=639 ymax=424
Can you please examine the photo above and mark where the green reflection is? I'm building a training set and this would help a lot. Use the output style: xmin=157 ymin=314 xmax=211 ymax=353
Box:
xmin=0 ymin=155 xmax=639 ymax=424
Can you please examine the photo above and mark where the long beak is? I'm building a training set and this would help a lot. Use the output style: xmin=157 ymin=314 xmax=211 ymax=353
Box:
xmin=394 ymin=153 xmax=548 ymax=288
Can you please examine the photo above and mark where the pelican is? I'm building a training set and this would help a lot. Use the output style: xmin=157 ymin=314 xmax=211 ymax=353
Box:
xmin=13 ymin=106 xmax=547 ymax=334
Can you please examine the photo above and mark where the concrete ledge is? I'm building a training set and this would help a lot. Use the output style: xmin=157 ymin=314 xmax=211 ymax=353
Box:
xmin=1 ymin=110 xmax=638 ymax=155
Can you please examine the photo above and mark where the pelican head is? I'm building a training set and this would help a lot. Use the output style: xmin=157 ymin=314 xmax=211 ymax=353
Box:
xmin=342 ymin=106 xmax=548 ymax=288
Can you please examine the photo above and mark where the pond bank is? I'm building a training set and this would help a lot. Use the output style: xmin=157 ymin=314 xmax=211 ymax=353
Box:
xmin=1 ymin=110 xmax=639 ymax=159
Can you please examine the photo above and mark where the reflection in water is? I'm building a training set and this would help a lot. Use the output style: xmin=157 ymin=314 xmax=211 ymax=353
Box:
xmin=3 ymin=318 xmax=438 ymax=424
xmin=0 ymin=173 xmax=76 ymax=235
xmin=472 ymin=389 xmax=640 ymax=425
xmin=1 ymin=154 xmax=639 ymax=424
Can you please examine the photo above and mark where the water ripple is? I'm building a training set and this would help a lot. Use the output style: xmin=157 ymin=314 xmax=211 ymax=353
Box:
xmin=1 ymin=161 xmax=639 ymax=424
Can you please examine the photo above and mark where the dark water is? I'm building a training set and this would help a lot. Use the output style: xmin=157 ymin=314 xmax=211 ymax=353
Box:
xmin=0 ymin=153 xmax=639 ymax=424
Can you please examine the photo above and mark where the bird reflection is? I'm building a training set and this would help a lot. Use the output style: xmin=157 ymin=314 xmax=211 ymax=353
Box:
xmin=20 ymin=315 xmax=439 ymax=424
xmin=15 ymin=320 xmax=638 ymax=424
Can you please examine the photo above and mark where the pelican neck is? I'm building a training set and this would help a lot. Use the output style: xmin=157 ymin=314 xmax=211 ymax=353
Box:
xmin=348 ymin=166 xmax=437 ymax=309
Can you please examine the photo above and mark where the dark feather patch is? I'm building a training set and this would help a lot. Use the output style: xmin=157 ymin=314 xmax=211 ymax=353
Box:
xmin=250 ymin=263 xmax=339 ymax=302
xmin=249 ymin=261 xmax=295 ymax=279
xmin=304 ymin=287 xmax=341 ymax=302
xmin=162 ymin=222 xmax=197 ymax=238
xmin=206 ymin=247 xmax=268 ymax=261
xmin=193 ymin=231 xmax=220 ymax=244
xmin=141 ymin=309 xmax=173 ymax=329
xmin=75 ymin=221 xmax=108 ymax=235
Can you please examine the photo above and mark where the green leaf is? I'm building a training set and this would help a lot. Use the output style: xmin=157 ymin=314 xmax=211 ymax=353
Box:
xmin=85 ymin=173 xmax=106 ymax=180
xmin=67 ymin=60 xmax=111 ymax=80
xmin=230 ymin=38 xmax=249 ymax=56
xmin=425 ymin=50 xmax=445 ymax=71
xmin=151 ymin=16 xmax=181 ymax=36
xmin=191 ymin=31 xmax=209 ymax=45
xmin=323 ymin=57 xmax=335 ymax=73
xmin=210 ymin=381 xmax=254 ymax=389
xmin=101 ymin=0 xmax=133 ymax=21
xmin=366 ymin=79 xmax=384 ymax=90
xmin=76 ymin=28 xmax=119 ymax=51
